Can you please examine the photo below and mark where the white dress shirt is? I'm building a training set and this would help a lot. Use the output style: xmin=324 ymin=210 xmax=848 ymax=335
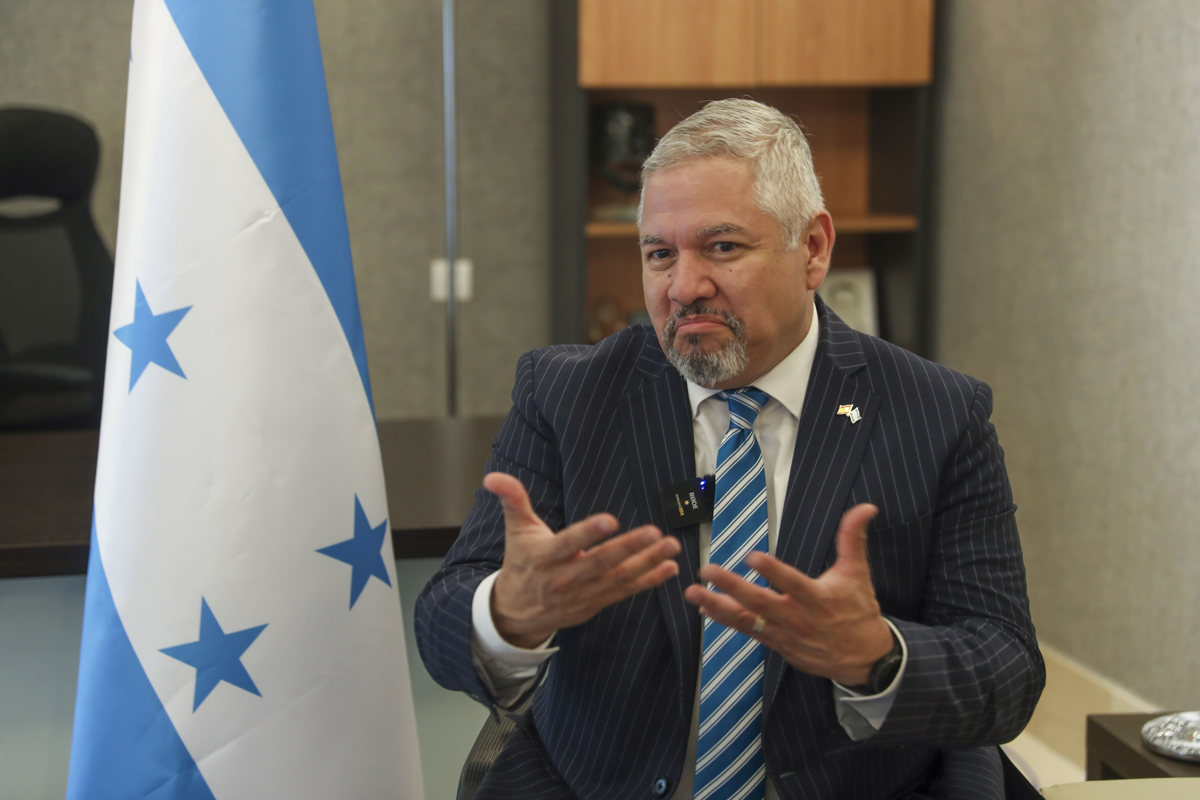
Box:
xmin=469 ymin=305 xmax=906 ymax=796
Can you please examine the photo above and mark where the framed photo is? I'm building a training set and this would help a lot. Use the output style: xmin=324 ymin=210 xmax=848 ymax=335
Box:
xmin=818 ymin=267 xmax=879 ymax=337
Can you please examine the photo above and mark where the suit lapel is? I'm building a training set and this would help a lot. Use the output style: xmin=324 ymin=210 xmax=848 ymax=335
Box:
xmin=618 ymin=331 xmax=701 ymax=718
xmin=613 ymin=313 xmax=881 ymax=719
xmin=765 ymin=303 xmax=880 ymax=712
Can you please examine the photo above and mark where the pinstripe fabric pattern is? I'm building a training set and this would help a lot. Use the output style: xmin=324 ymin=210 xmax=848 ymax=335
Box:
xmin=414 ymin=298 xmax=1044 ymax=800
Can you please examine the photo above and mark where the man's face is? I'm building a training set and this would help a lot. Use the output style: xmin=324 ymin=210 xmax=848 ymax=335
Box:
xmin=639 ymin=156 xmax=831 ymax=389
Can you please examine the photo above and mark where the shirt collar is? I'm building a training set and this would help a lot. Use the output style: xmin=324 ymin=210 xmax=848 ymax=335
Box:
xmin=685 ymin=302 xmax=820 ymax=420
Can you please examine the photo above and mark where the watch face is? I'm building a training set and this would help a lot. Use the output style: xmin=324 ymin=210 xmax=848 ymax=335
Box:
xmin=868 ymin=636 xmax=903 ymax=693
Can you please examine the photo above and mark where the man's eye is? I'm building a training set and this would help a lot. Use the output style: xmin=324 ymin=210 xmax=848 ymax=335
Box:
xmin=712 ymin=242 xmax=738 ymax=254
xmin=646 ymin=248 xmax=671 ymax=261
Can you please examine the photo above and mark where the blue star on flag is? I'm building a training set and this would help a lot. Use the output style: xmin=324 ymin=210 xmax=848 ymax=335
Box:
xmin=317 ymin=495 xmax=392 ymax=609
xmin=113 ymin=280 xmax=192 ymax=391
xmin=160 ymin=598 xmax=268 ymax=711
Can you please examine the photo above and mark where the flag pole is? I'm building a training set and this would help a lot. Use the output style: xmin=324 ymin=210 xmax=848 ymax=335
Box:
xmin=442 ymin=0 xmax=459 ymax=417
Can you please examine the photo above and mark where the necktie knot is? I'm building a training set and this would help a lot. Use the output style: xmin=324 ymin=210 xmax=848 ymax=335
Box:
xmin=721 ymin=387 xmax=769 ymax=431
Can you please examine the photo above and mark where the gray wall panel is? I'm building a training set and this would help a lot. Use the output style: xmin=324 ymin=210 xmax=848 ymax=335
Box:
xmin=933 ymin=0 xmax=1200 ymax=709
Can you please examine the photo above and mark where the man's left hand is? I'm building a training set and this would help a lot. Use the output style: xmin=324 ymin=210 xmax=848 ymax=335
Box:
xmin=683 ymin=503 xmax=894 ymax=687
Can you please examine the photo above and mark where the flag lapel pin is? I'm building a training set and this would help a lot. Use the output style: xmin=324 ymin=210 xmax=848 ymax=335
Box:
xmin=837 ymin=403 xmax=862 ymax=424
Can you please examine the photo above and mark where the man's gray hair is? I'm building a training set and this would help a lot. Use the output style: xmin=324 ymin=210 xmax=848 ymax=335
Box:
xmin=638 ymin=98 xmax=824 ymax=250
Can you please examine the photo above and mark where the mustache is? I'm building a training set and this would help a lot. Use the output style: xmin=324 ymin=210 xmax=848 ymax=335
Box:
xmin=663 ymin=303 xmax=746 ymax=340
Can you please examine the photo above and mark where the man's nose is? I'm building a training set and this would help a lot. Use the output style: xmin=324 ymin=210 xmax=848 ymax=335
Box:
xmin=667 ymin=250 xmax=717 ymax=306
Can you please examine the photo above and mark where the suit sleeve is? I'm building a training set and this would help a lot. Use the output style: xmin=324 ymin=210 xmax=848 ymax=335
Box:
xmin=871 ymin=381 xmax=1045 ymax=745
xmin=413 ymin=351 xmax=565 ymax=709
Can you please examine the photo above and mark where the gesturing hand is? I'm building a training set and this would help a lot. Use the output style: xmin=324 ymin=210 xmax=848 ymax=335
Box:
xmin=683 ymin=503 xmax=894 ymax=686
xmin=486 ymin=472 xmax=682 ymax=649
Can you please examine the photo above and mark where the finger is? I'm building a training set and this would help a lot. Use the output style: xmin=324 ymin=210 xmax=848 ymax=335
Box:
xmin=743 ymin=551 xmax=817 ymax=598
xmin=484 ymin=472 xmax=621 ymax=549
xmin=560 ymin=526 xmax=677 ymax=584
xmin=587 ymin=546 xmax=682 ymax=606
xmin=695 ymin=563 xmax=778 ymax=614
xmin=742 ymin=504 xmax=879 ymax=602
xmin=537 ymin=534 xmax=679 ymax=623
xmin=684 ymin=581 xmax=761 ymax=634
xmin=553 ymin=513 xmax=637 ymax=557
xmin=583 ymin=523 xmax=669 ymax=565
xmin=604 ymin=531 xmax=680 ymax=582
xmin=483 ymin=471 xmax=540 ymax=530
xmin=832 ymin=503 xmax=878 ymax=575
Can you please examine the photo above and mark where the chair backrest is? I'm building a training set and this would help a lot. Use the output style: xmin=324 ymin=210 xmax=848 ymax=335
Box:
xmin=0 ymin=106 xmax=113 ymax=429
xmin=457 ymin=712 xmax=518 ymax=800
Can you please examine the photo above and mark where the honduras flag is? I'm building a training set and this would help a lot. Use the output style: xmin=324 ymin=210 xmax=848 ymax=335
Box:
xmin=65 ymin=1 xmax=424 ymax=797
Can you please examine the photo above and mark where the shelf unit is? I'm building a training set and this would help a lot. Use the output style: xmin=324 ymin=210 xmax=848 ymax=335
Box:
xmin=568 ymin=0 xmax=936 ymax=353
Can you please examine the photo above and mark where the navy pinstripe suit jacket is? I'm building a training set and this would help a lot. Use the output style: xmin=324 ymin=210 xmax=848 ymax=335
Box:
xmin=415 ymin=300 xmax=1044 ymax=799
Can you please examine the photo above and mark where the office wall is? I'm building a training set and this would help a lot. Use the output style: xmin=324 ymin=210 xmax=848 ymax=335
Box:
xmin=0 ymin=0 xmax=552 ymax=418
xmin=933 ymin=0 xmax=1200 ymax=709
xmin=318 ymin=0 xmax=553 ymax=417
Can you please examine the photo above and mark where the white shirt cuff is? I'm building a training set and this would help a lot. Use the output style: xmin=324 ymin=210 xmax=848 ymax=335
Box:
xmin=832 ymin=619 xmax=908 ymax=739
xmin=470 ymin=571 xmax=557 ymax=705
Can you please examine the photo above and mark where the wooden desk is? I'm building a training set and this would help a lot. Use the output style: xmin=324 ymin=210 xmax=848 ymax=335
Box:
xmin=0 ymin=429 xmax=97 ymax=576
xmin=0 ymin=416 xmax=504 ymax=578
xmin=1086 ymin=713 xmax=1200 ymax=780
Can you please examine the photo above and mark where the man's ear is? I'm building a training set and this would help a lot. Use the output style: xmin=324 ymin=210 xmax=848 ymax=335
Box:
xmin=803 ymin=210 xmax=835 ymax=290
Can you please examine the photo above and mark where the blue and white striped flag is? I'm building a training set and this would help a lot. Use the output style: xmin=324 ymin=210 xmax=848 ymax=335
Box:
xmin=66 ymin=1 xmax=423 ymax=797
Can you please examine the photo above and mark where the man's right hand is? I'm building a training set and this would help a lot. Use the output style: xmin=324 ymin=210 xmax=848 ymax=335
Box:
xmin=485 ymin=471 xmax=682 ymax=649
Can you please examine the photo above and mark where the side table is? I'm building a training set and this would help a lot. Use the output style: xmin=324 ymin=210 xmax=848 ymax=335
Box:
xmin=1086 ymin=713 xmax=1200 ymax=780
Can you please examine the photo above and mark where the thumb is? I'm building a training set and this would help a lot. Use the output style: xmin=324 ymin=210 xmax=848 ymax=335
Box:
xmin=833 ymin=503 xmax=878 ymax=574
xmin=483 ymin=472 xmax=542 ymax=534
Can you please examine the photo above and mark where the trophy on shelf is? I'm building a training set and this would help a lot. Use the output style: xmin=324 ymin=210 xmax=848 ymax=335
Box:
xmin=590 ymin=103 xmax=654 ymax=224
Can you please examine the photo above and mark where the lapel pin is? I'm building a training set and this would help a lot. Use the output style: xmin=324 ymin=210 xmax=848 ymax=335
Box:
xmin=837 ymin=403 xmax=862 ymax=424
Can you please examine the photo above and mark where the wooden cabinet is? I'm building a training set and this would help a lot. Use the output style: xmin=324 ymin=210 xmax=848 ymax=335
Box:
xmin=579 ymin=0 xmax=932 ymax=88
xmin=758 ymin=0 xmax=933 ymax=85
xmin=578 ymin=0 xmax=758 ymax=87
xmin=571 ymin=0 xmax=936 ymax=352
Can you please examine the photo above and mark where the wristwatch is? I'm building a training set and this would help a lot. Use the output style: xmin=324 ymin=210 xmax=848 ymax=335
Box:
xmin=847 ymin=629 xmax=903 ymax=695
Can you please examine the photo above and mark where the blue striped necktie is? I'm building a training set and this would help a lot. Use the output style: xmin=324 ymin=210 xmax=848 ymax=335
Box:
xmin=695 ymin=387 xmax=770 ymax=800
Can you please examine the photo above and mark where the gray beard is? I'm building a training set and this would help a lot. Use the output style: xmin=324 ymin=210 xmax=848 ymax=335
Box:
xmin=661 ymin=306 xmax=749 ymax=388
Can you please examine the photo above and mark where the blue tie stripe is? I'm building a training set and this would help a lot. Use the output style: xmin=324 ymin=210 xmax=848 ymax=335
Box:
xmin=696 ymin=387 xmax=770 ymax=800
xmin=699 ymin=662 xmax=763 ymax=724
xmin=697 ymin=703 xmax=762 ymax=772
xmin=696 ymin=738 xmax=766 ymax=800
xmin=700 ymin=637 xmax=760 ymax=692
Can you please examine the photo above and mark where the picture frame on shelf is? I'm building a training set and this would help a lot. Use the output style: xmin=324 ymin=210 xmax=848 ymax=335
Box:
xmin=819 ymin=267 xmax=879 ymax=337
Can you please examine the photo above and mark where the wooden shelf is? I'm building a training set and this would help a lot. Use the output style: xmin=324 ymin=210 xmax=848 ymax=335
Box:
xmin=585 ymin=220 xmax=640 ymax=239
xmin=833 ymin=214 xmax=920 ymax=234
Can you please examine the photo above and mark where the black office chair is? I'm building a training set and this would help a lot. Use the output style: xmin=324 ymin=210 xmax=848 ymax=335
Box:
xmin=457 ymin=711 xmax=519 ymax=800
xmin=0 ymin=106 xmax=114 ymax=430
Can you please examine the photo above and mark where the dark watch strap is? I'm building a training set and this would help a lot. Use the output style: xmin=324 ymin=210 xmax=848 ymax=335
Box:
xmin=847 ymin=629 xmax=903 ymax=695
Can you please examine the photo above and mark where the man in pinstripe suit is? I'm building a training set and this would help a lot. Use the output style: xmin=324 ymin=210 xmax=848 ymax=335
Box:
xmin=416 ymin=99 xmax=1044 ymax=799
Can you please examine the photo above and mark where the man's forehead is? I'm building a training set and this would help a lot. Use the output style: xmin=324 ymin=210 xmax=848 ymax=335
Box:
xmin=640 ymin=223 xmax=747 ymax=246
